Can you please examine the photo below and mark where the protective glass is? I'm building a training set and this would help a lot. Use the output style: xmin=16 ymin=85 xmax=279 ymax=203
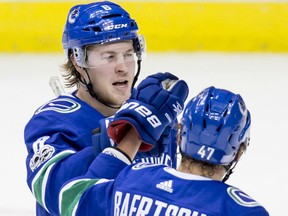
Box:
xmin=84 ymin=46 xmax=137 ymax=68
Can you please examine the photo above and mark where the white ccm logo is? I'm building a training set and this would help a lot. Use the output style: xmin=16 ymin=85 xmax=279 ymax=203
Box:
xmin=104 ymin=23 xmax=128 ymax=31
xmin=120 ymin=101 xmax=162 ymax=128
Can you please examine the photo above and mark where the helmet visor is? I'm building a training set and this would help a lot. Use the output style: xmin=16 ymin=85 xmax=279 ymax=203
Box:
xmin=84 ymin=43 xmax=137 ymax=68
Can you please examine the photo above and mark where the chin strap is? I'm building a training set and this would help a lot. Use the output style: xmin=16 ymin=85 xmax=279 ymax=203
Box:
xmin=131 ymin=59 xmax=141 ymax=89
xmin=222 ymin=160 xmax=239 ymax=182
xmin=79 ymin=68 xmax=121 ymax=109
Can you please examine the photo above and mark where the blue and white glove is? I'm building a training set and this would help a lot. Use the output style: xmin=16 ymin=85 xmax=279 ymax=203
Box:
xmin=107 ymin=72 xmax=189 ymax=152
xmin=92 ymin=117 xmax=115 ymax=157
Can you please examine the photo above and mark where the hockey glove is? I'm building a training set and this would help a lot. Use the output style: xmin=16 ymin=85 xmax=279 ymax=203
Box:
xmin=92 ymin=117 xmax=173 ymax=160
xmin=107 ymin=72 xmax=189 ymax=151
xmin=92 ymin=117 xmax=115 ymax=157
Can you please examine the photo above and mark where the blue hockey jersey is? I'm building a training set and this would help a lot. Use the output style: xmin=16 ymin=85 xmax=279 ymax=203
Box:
xmin=24 ymin=94 xmax=105 ymax=215
xmin=59 ymin=154 xmax=269 ymax=216
xmin=24 ymin=93 xmax=176 ymax=215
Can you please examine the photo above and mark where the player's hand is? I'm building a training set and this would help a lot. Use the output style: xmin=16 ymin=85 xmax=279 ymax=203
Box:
xmin=107 ymin=72 xmax=189 ymax=151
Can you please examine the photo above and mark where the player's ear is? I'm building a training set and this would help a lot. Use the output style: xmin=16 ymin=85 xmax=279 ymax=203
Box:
xmin=235 ymin=143 xmax=246 ymax=162
xmin=176 ymin=123 xmax=183 ymax=146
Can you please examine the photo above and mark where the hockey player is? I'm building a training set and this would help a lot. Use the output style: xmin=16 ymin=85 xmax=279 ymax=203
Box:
xmin=59 ymin=86 xmax=269 ymax=215
xmin=24 ymin=1 xmax=188 ymax=215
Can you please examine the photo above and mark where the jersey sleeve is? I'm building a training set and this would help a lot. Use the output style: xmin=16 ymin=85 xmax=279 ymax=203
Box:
xmin=24 ymin=95 xmax=104 ymax=215
xmin=25 ymin=94 xmax=180 ymax=215
xmin=59 ymin=177 xmax=115 ymax=216
xmin=59 ymin=150 xmax=130 ymax=216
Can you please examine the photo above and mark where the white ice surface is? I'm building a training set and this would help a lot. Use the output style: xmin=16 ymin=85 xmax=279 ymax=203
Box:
xmin=0 ymin=52 xmax=287 ymax=215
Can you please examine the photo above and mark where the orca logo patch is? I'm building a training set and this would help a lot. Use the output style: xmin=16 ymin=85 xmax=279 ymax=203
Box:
xmin=35 ymin=98 xmax=81 ymax=114
xmin=227 ymin=187 xmax=260 ymax=207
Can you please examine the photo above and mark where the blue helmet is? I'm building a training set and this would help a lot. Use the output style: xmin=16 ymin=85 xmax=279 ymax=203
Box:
xmin=62 ymin=1 xmax=145 ymax=62
xmin=180 ymin=86 xmax=251 ymax=165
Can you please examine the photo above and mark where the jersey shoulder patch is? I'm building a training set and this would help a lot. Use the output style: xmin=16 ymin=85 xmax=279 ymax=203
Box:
xmin=227 ymin=186 xmax=260 ymax=207
xmin=35 ymin=97 xmax=81 ymax=114
xmin=131 ymin=162 xmax=162 ymax=170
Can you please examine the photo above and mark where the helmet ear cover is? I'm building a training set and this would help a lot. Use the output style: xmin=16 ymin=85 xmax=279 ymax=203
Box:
xmin=180 ymin=86 xmax=251 ymax=166
xmin=72 ymin=47 xmax=86 ymax=67
xmin=133 ymin=35 xmax=146 ymax=60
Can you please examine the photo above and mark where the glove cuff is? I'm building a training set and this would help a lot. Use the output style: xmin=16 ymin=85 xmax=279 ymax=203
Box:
xmin=108 ymin=119 xmax=155 ymax=152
